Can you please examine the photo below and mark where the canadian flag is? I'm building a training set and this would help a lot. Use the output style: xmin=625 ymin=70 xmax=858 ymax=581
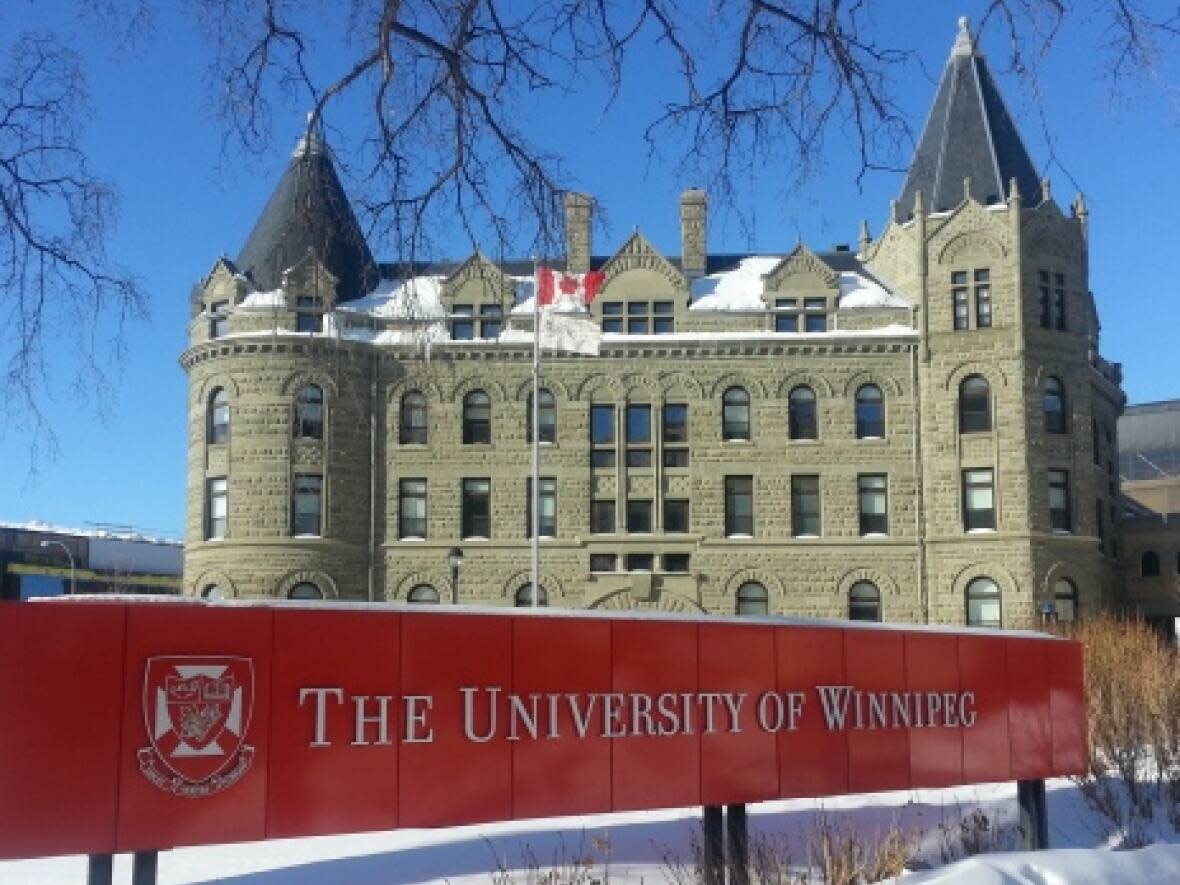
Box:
xmin=537 ymin=267 xmax=606 ymax=306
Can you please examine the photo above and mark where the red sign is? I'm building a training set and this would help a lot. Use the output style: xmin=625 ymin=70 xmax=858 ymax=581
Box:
xmin=0 ymin=600 xmax=1087 ymax=860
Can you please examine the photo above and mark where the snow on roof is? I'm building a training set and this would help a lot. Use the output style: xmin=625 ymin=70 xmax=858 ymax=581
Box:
xmin=0 ymin=520 xmax=181 ymax=546
xmin=689 ymin=256 xmax=780 ymax=310
xmin=337 ymin=275 xmax=447 ymax=319
xmin=837 ymin=272 xmax=910 ymax=309
xmin=237 ymin=288 xmax=285 ymax=309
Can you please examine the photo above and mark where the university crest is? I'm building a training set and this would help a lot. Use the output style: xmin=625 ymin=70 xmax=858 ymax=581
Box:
xmin=138 ymin=656 xmax=254 ymax=798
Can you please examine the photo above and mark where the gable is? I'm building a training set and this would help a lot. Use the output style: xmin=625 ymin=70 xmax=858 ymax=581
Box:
xmin=599 ymin=231 xmax=685 ymax=293
xmin=762 ymin=245 xmax=838 ymax=292
xmin=441 ymin=252 xmax=515 ymax=305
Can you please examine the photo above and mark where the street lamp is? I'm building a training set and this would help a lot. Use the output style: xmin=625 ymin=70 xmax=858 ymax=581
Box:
xmin=39 ymin=540 xmax=76 ymax=596
xmin=447 ymin=546 xmax=463 ymax=605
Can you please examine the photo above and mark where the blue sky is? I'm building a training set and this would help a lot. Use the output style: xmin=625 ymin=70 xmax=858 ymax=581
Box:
xmin=2 ymin=1 xmax=1178 ymax=538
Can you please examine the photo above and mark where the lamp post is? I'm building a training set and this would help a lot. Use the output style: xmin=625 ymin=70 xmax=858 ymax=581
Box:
xmin=39 ymin=539 xmax=76 ymax=596
xmin=447 ymin=546 xmax=463 ymax=605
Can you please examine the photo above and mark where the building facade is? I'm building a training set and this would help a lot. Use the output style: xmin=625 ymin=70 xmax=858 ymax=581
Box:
xmin=180 ymin=20 xmax=1126 ymax=629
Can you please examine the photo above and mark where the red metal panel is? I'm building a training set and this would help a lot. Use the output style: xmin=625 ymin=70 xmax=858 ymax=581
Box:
xmin=611 ymin=619 xmax=699 ymax=811
xmin=1007 ymin=638 xmax=1051 ymax=780
xmin=115 ymin=604 xmax=273 ymax=853
xmin=845 ymin=630 xmax=911 ymax=793
xmin=958 ymin=635 xmax=1011 ymax=784
xmin=511 ymin=615 xmax=612 ymax=819
xmin=777 ymin=626 xmax=848 ymax=798
xmin=1049 ymin=640 xmax=1088 ymax=776
xmin=905 ymin=632 xmax=963 ymax=788
xmin=0 ymin=603 xmax=126 ymax=860
xmin=698 ymin=622 xmax=778 ymax=806
xmin=398 ymin=611 xmax=512 ymax=828
xmin=266 ymin=608 xmax=401 ymax=838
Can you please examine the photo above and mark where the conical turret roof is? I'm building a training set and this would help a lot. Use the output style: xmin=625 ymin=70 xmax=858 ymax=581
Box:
xmin=897 ymin=17 xmax=1042 ymax=218
xmin=236 ymin=121 xmax=377 ymax=299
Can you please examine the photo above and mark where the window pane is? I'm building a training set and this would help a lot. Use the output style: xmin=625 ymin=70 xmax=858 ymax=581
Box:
xmin=208 ymin=389 xmax=229 ymax=444
xmin=849 ymin=581 xmax=881 ymax=622
xmin=207 ymin=478 xmax=227 ymax=540
xmin=463 ymin=392 xmax=492 ymax=444
xmin=626 ymin=500 xmax=652 ymax=533
xmin=591 ymin=449 xmax=616 ymax=469
xmin=589 ymin=553 xmax=617 ymax=572
xmin=292 ymin=474 xmax=322 ymax=536
xmin=288 ymin=582 xmax=323 ymax=600
xmin=462 ymin=478 xmax=491 ymax=538
xmin=775 ymin=314 xmax=799 ymax=333
xmin=663 ymin=404 xmax=688 ymax=443
xmin=804 ymin=314 xmax=826 ymax=333
xmin=791 ymin=475 xmax=820 ymax=536
xmin=626 ymin=404 xmax=651 ymax=443
xmin=602 ymin=302 xmax=623 ymax=316
xmin=858 ymin=474 xmax=887 ymax=535
xmin=789 ymin=387 xmax=817 ymax=440
xmin=399 ymin=478 xmax=427 ymax=539
xmin=966 ymin=578 xmax=1001 ymax=628
xmin=591 ymin=405 xmax=615 ymax=444
xmin=725 ymin=476 xmax=754 ymax=536
xmin=664 ymin=499 xmax=690 ymax=533
xmin=959 ymin=376 xmax=990 ymax=433
xmin=663 ymin=448 xmax=690 ymax=468
xmin=855 ymin=385 xmax=885 ymax=438
xmin=590 ymin=500 xmax=616 ymax=534
xmin=295 ymin=385 xmax=324 ymax=440
xmin=400 ymin=393 xmax=428 ymax=444
xmin=625 ymin=553 xmax=655 ymax=571
xmin=663 ymin=553 xmax=691 ymax=573
xmin=527 ymin=477 xmax=557 ymax=538
xmin=736 ymin=582 xmax=768 ymax=616
xmin=627 ymin=317 xmax=649 ymax=334
xmin=722 ymin=388 xmax=751 ymax=441
xmin=407 ymin=584 xmax=440 ymax=604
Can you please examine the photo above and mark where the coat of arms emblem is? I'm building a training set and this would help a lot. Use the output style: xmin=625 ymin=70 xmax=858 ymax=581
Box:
xmin=137 ymin=656 xmax=254 ymax=798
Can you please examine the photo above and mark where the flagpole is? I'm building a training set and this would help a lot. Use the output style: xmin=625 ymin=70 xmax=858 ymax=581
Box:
xmin=530 ymin=257 xmax=541 ymax=608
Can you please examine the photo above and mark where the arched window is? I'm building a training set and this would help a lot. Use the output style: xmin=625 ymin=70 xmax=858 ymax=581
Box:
xmin=1053 ymin=578 xmax=1078 ymax=622
xmin=294 ymin=384 xmax=324 ymax=440
xmin=514 ymin=584 xmax=548 ymax=607
xmin=463 ymin=390 xmax=492 ymax=444
xmin=407 ymin=584 xmax=440 ymax=604
xmin=959 ymin=375 xmax=991 ymax=433
xmin=788 ymin=386 xmax=818 ymax=440
xmin=854 ymin=384 xmax=885 ymax=439
xmin=966 ymin=577 xmax=1001 ymax=628
xmin=208 ymin=388 xmax=229 ymax=444
xmin=201 ymin=584 xmax=225 ymax=600
xmin=1043 ymin=377 xmax=1066 ymax=434
xmin=1142 ymin=551 xmax=1161 ymax=577
xmin=400 ymin=392 xmax=427 ymax=445
xmin=528 ymin=388 xmax=557 ymax=444
xmin=848 ymin=581 xmax=881 ymax=622
xmin=735 ymin=581 xmax=769 ymax=616
xmin=288 ymin=582 xmax=323 ymax=600
xmin=722 ymin=387 xmax=751 ymax=441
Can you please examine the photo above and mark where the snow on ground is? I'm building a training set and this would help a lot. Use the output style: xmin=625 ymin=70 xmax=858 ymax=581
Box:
xmin=4 ymin=778 xmax=1180 ymax=884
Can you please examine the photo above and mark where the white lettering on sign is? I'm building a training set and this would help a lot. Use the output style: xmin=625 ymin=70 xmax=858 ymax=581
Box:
xmin=297 ymin=686 xmax=978 ymax=747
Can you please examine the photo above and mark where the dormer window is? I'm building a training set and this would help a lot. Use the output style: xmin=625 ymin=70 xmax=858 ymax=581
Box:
xmin=600 ymin=300 xmax=674 ymax=334
xmin=479 ymin=304 xmax=502 ymax=338
xmin=451 ymin=303 xmax=501 ymax=339
xmin=296 ymin=295 xmax=322 ymax=333
xmin=774 ymin=298 xmax=799 ymax=332
xmin=451 ymin=304 xmax=475 ymax=340
xmin=209 ymin=301 xmax=229 ymax=338
xmin=803 ymin=298 xmax=827 ymax=332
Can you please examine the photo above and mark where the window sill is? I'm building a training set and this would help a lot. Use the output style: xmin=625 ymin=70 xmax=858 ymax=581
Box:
xmin=792 ymin=534 xmax=821 ymax=540
xmin=725 ymin=533 xmax=755 ymax=540
xmin=397 ymin=536 xmax=427 ymax=542
xmin=1052 ymin=529 xmax=1074 ymax=536
xmin=855 ymin=436 xmax=888 ymax=443
xmin=860 ymin=533 xmax=889 ymax=539
xmin=966 ymin=528 xmax=997 ymax=534
xmin=291 ymin=534 xmax=322 ymax=540
xmin=787 ymin=438 xmax=820 ymax=445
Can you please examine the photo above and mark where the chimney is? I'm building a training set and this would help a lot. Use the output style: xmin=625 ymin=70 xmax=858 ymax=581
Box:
xmin=679 ymin=189 xmax=707 ymax=278
xmin=564 ymin=192 xmax=592 ymax=273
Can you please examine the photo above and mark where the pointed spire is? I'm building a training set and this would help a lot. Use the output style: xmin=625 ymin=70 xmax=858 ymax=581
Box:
xmin=858 ymin=219 xmax=872 ymax=252
xmin=292 ymin=111 xmax=325 ymax=158
xmin=897 ymin=16 xmax=1042 ymax=217
xmin=1008 ymin=176 xmax=1021 ymax=202
xmin=1073 ymin=191 xmax=1088 ymax=219
xmin=236 ymin=118 xmax=377 ymax=300
xmin=1041 ymin=178 xmax=1052 ymax=203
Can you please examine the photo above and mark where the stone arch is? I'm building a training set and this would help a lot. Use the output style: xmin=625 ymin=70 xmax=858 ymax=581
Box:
xmin=275 ymin=569 xmax=340 ymax=599
xmin=189 ymin=569 xmax=239 ymax=599
xmin=656 ymin=371 xmax=705 ymax=399
xmin=841 ymin=371 xmax=902 ymax=398
xmin=511 ymin=375 xmax=571 ymax=402
xmin=1030 ymin=362 xmax=1072 ymax=392
xmin=450 ymin=375 xmax=507 ymax=403
xmin=589 ymin=588 xmax=704 ymax=613
xmin=708 ymin=373 xmax=768 ymax=399
xmin=836 ymin=567 xmax=900 ymax=599
xmin=1040 ymin=560 xmax=1089 ymax=604
xmin=280 ymin=370 xmax=339 ymax=398
xmin=950 ymin=562 xmax=1019 ymax=626
xmin=575 ymin=373 xmax=626 ymax=402
xmin=386 ymin=374 xmax=446 ymax=404
xmin=944 ymin=361 xmax=1009 ymax=392
xmin=500 ymin=570 xmax=563 ymax=602
xmin=937 ymin=231 xmax=1007 ymax=265
xmin=196 ymin=374 xmax=241 ymax=403
xmin=776 ymin=371 xmax=834 ymax=398
xmin=394 ymin=570 xmax=452 ymax=602
xmin=722 ymin=568 xmax=786 ymax=600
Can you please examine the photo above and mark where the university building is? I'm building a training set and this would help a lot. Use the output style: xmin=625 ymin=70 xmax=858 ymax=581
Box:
xmin=181 ymin=20 xmax=1128 ymax=629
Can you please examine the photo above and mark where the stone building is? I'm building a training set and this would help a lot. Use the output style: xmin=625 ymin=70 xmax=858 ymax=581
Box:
xmin=181 ymin=20 xmax=1125 ymax=629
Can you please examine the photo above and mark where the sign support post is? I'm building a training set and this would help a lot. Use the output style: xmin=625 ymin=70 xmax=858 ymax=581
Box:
xmin=726 ymin=804 xmax=749 ymax=885
xmin=1017 ymin=779 xmax=1048 ymax=850
xmin=87 ymin=854 xmax=113 ymax=885
xmin=702 ymin=805 xmax=724 ymax=885
xmin=132 ymin=850 xmax=158 ymax=885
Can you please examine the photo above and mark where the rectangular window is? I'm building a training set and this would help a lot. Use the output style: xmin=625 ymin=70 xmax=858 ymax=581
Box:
xmin=210 ymin=301 xmax=229 ymax=339
xmin=292 ymin=474 xmax=322 ymax=537
xmin=663 ymin=553 xmax=691 ymax=573
xmin=962 ymin=469 xmax=995 ymax=531
xmin=653 ymin=300 xmax=675 ymax=334
xmin=206 ymin=477 xmax=227 ymax=539
xmin=774 ymin=298 xmax=799 ymax=333
xmin=398 ymin=478 xmax=427 ymax=539
xmin=626 ymin=404 xmax=652 ymax=468
xmin=296 ymin=295 xmax=322 ymax=333
xmin=1038 ymin=270 xmax=1051 ymax=328
xmin=527 ymin=477 xmax=557 ymax=538
xmin=974 ymin=269 xmax=991 ymax=328
xmin=590 ymin=404 xmax=615 ymax=469
xmin=625 ymin=553 xmax=655 ymax=571
xmin=451 ymin=304 xmax=474 ymax=340
xmin=626 ymin=500 xmax=652 ymax=533
xmin=589 ymin=553 xmax=617 ymax=573
xmin=662 ymin=402 xmax=689 ymax=467
xmin=791 ymin=475 xmax=821 ymax=537
xmin=804 ymin=297 xmax=826 ymax=332
xmin=664 ymin=499 xmax=690 ymax=533
xmin=479 ymin=304 xmax=502 ymax=339
xmin=627 ymin=300 xmax=648 ymax=335
xmin=590 ymin=500 xmax=616 ymax=534
xmin=1049 ymin=469 xmax=1072 ymax=532
xmin=461 ymin=478 xmax=491 ymax=538
xmin=1096 ymin=499 xmax=1106 ymax=553
xmin=725 ymin=476 xmax=754 ymax=537
xmin=1053 ymin=273 xmax=1066 ymax=331
xmin=952 ymin=271 xmax=969 ymax=330
xmin=601 ymin=301 xmax=623 ymax=334
xmin=858 ymin=474 xmax=888 ymax=535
